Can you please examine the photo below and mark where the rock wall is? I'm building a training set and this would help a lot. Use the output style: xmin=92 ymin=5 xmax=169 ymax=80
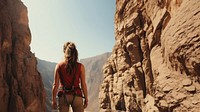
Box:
xmin=0 ymin=0 xmax=45 ymax=112
xmin=99 ymin=0 xmax=200 ymax=111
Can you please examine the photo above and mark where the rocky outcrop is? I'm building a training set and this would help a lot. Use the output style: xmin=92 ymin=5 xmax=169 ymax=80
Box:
xmin=0 ymin=0 xmax=45 ymax=111
xmin=99 ymin=0 xmax=200 ymax=111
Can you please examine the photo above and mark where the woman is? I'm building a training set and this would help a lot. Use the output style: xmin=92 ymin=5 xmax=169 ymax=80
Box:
xmin=52 ymin=42 xmax=88 ymax=112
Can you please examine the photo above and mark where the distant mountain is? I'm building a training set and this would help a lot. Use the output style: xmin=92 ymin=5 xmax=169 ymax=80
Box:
xmin=37 ymin=52 xmax=111 ymax=112
xmin=80 ymin=52 xmax=111 ymax=112
xmin=37 ymin=58 xmax=56 ymax=112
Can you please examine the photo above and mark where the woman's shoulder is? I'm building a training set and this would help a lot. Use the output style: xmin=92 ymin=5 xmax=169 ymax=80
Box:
xmin=77 ymin=62 xmax=84 ymax=67
xmin=77 ymin=62 xmax=85 ymax=70
xmin=57 ymin=61 xmax=66 ymax=67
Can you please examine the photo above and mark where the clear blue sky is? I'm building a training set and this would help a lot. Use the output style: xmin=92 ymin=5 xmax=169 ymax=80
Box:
xmin=22 ymin=0 xmax=115 ymax=63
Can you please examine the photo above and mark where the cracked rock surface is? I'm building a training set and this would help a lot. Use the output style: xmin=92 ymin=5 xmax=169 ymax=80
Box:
xmin=0 ymin=0 xmax=45 ymax=111
xmin=99 ymin=0 xmax=200 ymax=111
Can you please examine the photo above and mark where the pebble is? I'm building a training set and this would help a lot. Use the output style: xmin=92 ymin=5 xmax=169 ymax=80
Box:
xmin=159 ymin=100 xmax=168 ymax=108
xmin=155 ymin=92 xmax=165 ymax=98
xmin=182 ymin=79 xmax=192 ymax=86
xmin=184 ymin=86 xmax=196 ymax=92
xmin=163 ymin=86 xmax=173 ymax=92
xmin=175 ymin=93 xmax=187 ymax=101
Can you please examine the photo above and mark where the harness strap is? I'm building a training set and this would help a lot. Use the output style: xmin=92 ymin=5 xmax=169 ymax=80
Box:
xmin=71 ymin=94 xmax=76 ymax=105
xmin=64 ymin=95 xmax=70 ymax=105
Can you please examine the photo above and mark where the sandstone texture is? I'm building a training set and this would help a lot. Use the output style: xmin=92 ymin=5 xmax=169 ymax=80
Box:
xmin=99 ymin=0 xmax=200 ymax=112
xmin=0 ymin=0 xmax=45 ymax=111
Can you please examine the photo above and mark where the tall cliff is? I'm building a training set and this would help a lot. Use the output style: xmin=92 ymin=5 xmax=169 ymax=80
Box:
xmin=99 ymin=0 xmax=200 ymax=111
xmin=0 ymin=0 xmax=45 ymax=112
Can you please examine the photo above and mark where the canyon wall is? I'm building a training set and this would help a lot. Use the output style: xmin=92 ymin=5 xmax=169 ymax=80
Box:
xmin=99 ymin=0 xmax=200 ymax=111
xmin=0 ymin=0 xmax=45 ymax=111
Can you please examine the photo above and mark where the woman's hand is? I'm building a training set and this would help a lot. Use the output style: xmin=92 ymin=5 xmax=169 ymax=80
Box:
xmin=84 ymin=98 xmax=88 ymax=108
xmin=52 ymin=101 xmax=57 ymax=109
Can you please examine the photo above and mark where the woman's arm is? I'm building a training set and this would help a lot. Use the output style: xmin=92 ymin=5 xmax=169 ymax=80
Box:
xmin=80 ymin=64 xmax=88 ymax=108
xmin=52 ymin=64 xmax=60 ymax=109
